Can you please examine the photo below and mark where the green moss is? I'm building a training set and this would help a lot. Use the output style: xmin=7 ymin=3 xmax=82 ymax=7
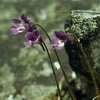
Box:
xmin=65 ymin=10 xmax=100 ymax=81
xmin=70 ymin=13 xmax=97 ymax=39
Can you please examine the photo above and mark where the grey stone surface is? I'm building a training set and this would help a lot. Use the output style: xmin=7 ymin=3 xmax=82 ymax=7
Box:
xmin=65 ymin=10 xmax=100 ymax=76
xmin=64 ymin=9 xmax=100 ymax=100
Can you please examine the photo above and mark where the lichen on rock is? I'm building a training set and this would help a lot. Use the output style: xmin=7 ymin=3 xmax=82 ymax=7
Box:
xmin=64 ymin=10 xmax=100 ymax=100
xmin=65 ymin=10 xmax=100 ymax=80
xmin=70 ymin=10 xmax=98 ymax=39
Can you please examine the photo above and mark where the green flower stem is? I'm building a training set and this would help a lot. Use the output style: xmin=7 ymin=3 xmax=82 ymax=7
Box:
xmin=73 ymin=35 xmax=100 ymax=98
xmin=40 ymin=42 xmax=45 ymax=51
xmin=42 ymin=40 xmax=62 ymax=100
xmin=36 ymin=24 xmax=77 ymax=100
xmin=54 ymin=50 xmax=77 ymax=100
xmin=93 ymin=95 xmax=100 ymax=100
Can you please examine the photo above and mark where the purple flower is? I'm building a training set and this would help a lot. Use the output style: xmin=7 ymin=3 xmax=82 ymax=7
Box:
xmin=11 ymin=14 xmax=32 ymax=35
xmin=23 ymin=29 xmax=42 ymax=46
xmin=51 ymin=31 xmax=74 ymax=50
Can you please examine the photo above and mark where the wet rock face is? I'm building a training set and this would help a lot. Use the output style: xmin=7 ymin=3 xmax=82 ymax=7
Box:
xmin=65 ymin=10 xmax=100 ymax=79
xmin=90 ymin=37 xmax=100 ymax=73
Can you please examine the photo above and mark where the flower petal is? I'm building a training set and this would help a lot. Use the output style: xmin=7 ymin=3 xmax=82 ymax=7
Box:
xmin=51 ymin=38 xmax=59 ymax=46
xmin=53 ymin=45 xmax=64 ymax=50
xmin=11 ymin=19 xmax=21 ymax=27
xmin=54 ymin=31 xmax=68 ymax=40
xmin=24 ymin=23 xmax=30 ymax=31
xmin=32 ymin=29 xmax=41 ymax=37
xmin=20 ymin=14 xmax=30 ymax=24
xmin=11 ymin=28 xmax=21 ymax=35
xmin=25 ymin=29 xmax=41 ymax=41
xmin=11 ymin=28 xmax=25 ymax=35
xmin=23 ymin=41 xmax=32 ymax=46
xmin=25 ymin=32 xmax=33 ymax=40
xmin=20 ymin=14 xmax=27 ymax=20
xmin=32 ymin=35 xmax=42 ymax=44
xmin=51 ymin=38 xmax=65 ymax=50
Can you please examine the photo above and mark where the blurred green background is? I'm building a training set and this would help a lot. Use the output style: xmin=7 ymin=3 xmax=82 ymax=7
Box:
xmin=0 ymin=0 xmax=100 ymax=100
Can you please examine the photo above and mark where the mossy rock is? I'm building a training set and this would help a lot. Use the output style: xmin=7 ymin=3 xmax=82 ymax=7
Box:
xmin=65 ymin=10 xmax=100 ymax=82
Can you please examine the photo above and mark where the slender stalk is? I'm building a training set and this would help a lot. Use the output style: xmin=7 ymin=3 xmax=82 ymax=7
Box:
xmin=73 ymin=35 xmax=100 ymax=97
xmin=40 ymin=42 xmax=45 ymax=51
xmin=93 ymin=95 xmax=100 ymax=100
xmin=36 ymin=24 xmax=77 ymax=100
xmin=54 ymin=50 xmax=77 ymax=100
xmin=42 ymin=40 xmax=62 ymax=100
